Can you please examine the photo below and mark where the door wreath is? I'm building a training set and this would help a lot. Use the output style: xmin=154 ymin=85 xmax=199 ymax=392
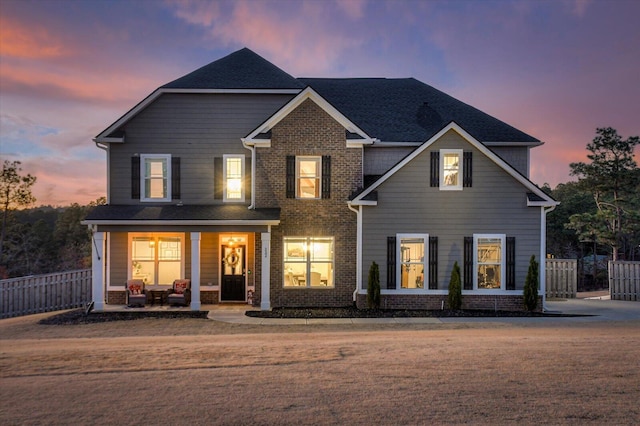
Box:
xmin=225 ymin=250 xmax=240 ymax=268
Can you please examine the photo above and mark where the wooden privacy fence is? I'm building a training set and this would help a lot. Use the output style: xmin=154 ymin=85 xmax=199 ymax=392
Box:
xmin=0 ymin=269 xmax=92 ymax=319
xmin=546 ymin=259 xmax=577 ymax=299
xmin=609 ymin=261 xmax=640 ymax=301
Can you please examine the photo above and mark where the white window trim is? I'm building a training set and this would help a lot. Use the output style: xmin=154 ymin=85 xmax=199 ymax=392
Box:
xmin=473 ymin=234 xmax=505 ymax=291
xmin=127 ymin=232 xmax=185 ymax=286
xmin=223 ymin=154 xmax=245 ymax=202
xmin=283 ymin=236 xmax=334 ymax=288
xmin=140 ymin=154 xmax=171 ymax=202
xmin=439 ymin=149 xmax=463 ymax=191
xmin=296 ymin=156 xmax=322 ymax=199
xmin=395 ymin=233 xmax=429 ymax=292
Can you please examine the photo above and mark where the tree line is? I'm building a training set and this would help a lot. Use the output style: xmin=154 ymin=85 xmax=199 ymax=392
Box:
xmin=1 ymin=127 xmax=638 ymax=280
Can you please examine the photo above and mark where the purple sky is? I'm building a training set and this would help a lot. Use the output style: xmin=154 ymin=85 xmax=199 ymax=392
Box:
xmin=1 ymin=0 xmax=639 ymax=206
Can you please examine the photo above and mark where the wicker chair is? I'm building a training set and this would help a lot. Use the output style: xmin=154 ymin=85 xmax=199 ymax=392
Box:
xmin=125 ymin=279 xmax=147 ymax=307
xmin=167 ymin=279 xmax=191 ymax=306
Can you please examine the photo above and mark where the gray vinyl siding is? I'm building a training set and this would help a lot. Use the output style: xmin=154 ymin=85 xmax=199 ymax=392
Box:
xmin=489 ymin=146 xmax=529 ymax=177
xmin=361 ymin=130 xmax=541 ymax=291
xmin=363 ymin=146 xmax=415 ymax=175
xmin=109 ymin=93 xmax=293 ymax=205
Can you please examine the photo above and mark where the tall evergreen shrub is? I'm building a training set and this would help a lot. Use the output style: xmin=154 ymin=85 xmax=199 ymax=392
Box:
xmin=523 ymin=255 xmax=539 ymax=311
xmin=448 ymin=261 xmax=462 ymax=310
xmin=367 ymin=261 xmax=381 ymax=309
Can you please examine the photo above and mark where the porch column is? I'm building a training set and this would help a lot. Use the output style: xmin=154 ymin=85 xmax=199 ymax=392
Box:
xmin=91 ymin=231 xmax=105 ymax=311
xmin=260 ymin=231 xmax=271 ymax=310
xmin=190 ymin=232 xmax=201 ymax=311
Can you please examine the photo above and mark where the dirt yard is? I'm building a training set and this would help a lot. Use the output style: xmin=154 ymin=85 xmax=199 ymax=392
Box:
xmin=1 ymin=313 xmax=639 ymax=425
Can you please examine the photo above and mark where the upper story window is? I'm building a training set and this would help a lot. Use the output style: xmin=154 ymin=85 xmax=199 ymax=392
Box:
xmin=430 ymin=150 xmax=472 ymax=190
xmin=286 ymin=155 xmax=331 ymax=199
xmin=297 ymin=156 xmax=321 ymax=198
xmin=223 ymin=155 xmax=245 ymax=202
xmin=141 ymin=154 xmax=171 ymax=202
xmin=440 ymin=149 xmax=462 ymax=190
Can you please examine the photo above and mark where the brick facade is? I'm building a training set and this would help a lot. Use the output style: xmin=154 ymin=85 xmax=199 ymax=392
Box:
xmin=254 ymin=99 xmax=362 ymax=307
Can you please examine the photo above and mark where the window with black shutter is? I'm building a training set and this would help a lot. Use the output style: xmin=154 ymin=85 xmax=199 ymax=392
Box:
xmin=214 ymin=157 xmax=223 ymax=200
xmin=429 ymin=237 xmax=438 ymax=289
xmin=463 ymin=151 xmax=472 ymax=187
xmin=506 ymin=237 xmax=516 ymax=290
xmin=131 ymin=156 xmax=140 ymax=199
xmin=430 ymin=151 xmax=439 ymax=187
xmin=463 ymin=237 xmax=473 ymax=290
xmin=171 ymin=157 xmax=180 ymax=200
xmin=321 ymin=155 xmax=331 ymax=199
xmin=286 ymin=156 xmax=295 ymax=198
xmin=387 ymin=236 xmax=396 ymax=290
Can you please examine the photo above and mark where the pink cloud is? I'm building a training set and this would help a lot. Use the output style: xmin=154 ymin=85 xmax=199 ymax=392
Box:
xmin=0 ymin=18 xmax=71 ymax=59
xmin=335 ymin=0 xmax=367 ymax=20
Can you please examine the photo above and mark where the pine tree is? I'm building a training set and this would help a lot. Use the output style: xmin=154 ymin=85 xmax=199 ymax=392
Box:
xmin=367 ymin=261 xmax=380 ymax=309
xmin=523 ymin=255 xmax=539 ymax=311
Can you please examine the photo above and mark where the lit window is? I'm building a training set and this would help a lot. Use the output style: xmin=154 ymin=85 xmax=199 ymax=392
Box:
xmin=475 ymin=235 xmax=504 ymax=290
xmin=397 ymin=234 xmax=428 ymax=289
xmin=131 ymin=234 xmax=183 ymax=285
xmin=440 ymin=149 xmax=462 ymax=190
xmin=224 ymin=155 xmax=244 ymax=202
xmin=284 ymin=237 xmax=334 ymax=287
xmin=297 ymin=157 xmax=320 ymax=198
xmin=141 ymin=154 xmax=171 ymax=201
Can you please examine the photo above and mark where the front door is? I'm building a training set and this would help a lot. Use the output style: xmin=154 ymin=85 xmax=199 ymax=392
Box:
xmin=221 ymin=245 xmax=245 ymax=301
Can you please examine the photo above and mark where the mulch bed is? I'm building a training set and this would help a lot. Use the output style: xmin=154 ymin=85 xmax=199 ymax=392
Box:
xmin=38 ymin=310 xmax=209 ymax=325
xmin=246 ymin=306 xmax=571 ymax=319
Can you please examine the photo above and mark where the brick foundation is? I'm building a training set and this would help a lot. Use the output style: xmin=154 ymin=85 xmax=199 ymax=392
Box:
xmin=355 ymin=294 xmax=543 ymax=312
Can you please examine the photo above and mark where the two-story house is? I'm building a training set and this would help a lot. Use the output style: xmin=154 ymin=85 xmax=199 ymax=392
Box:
xmin=84 ymin=48 xmax=557 ymax=312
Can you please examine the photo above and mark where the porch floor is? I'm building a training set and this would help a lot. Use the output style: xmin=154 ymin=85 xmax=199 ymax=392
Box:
xmin=100 ymin=303 xmax=257 ymax=313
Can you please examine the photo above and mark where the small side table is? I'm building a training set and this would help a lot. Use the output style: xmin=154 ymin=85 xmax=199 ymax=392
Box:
xmin=148 ymin=289 xmax=166 ymax=306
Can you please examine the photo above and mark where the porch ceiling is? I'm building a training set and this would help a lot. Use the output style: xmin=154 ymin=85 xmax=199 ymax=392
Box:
xmin=82 ymin=204 xmax=280 ymax=226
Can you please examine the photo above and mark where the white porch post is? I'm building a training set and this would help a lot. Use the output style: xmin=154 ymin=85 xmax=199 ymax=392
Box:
xmin=261 ymin=231 xmax=271 ymax=310
xmin=190 ymin=232 xmax=201 ymax=310
xmin=91 ymin=231 xmax=105 ymax=311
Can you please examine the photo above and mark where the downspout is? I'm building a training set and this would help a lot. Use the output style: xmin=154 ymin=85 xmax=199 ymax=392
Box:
xmin=541 ymin=204 xmax=557 ymax=312
xmin=93 ymin=139 xmax=110 ymax=204
xmin=347 ymin=202 xmax=362 ymax=304
xmin=241 ymin=138 xmax=256 ymax=209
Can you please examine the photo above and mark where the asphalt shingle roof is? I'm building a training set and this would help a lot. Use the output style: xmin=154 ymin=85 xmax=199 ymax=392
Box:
xmin=162 ymin=48 xmax=304 ymax=90
xmin=84 ymin=205 xmax=280 ymax=222
xmin=299 ymin=78 xmax=539 ymax=144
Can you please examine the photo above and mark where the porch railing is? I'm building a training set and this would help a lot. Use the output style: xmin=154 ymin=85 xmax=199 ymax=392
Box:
xmin=0 ymin=269 xmax=92 ymax=319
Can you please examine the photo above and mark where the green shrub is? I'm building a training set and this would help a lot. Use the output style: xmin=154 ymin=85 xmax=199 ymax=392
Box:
xmin=448 ymin=261 xmax=462 ymax=310
xmin=523 ymin=255 xmax=539 ymax=311
xmin=367 ymin=261 xmax=381 ymax=309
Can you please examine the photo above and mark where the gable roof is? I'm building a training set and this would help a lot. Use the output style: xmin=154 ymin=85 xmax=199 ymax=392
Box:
xmin=243 ymin=86 xmax=374 ymax=146
xmin=350 ymin=122 xmax=556 ymax=207
xmin=300 ymin=78 xmax=540 ymax=145
xmin=95 ymin=48 xmax=542 ymax=148
xmin=163 ymin=48 xmax=304 ymax=90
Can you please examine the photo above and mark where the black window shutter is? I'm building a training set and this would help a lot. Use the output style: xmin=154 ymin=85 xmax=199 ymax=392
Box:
xmin=245 ymin=156 xmax=251 ymax=202
xmin=321 ymin=155 xmax=331 ymax=199
xmin=506 ymin=237 xmax=516 ymax=290
xmin=214 ymin=157 xmax=223 ymax=200
xmin=428 ymin=236 xmax=438 ymax=289
xmin=131 ymin=156 xmax=140 ymax=199
xmin=463 ymin=151 xmax=473 ymax=187
xmin=430 ymin=151 xmax=439 ymax=187
xmin=463 ymin=237 xmax=473 ymax=290
xmin=286 ymin=156 xmax=295 ymax=198
xmin=171 ymin=157 xmax=180 ymax=200
xmin=387 ymin=236 xmax=396 ymax=290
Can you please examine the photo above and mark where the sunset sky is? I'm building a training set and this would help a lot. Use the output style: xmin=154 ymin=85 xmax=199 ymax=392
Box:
xmin=1 ymin=0 xmax=638 ymax=206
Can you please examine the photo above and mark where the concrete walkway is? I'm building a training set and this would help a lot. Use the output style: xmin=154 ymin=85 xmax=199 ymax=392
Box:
xmin=207 ymin=298 xmax=640 ymax=325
